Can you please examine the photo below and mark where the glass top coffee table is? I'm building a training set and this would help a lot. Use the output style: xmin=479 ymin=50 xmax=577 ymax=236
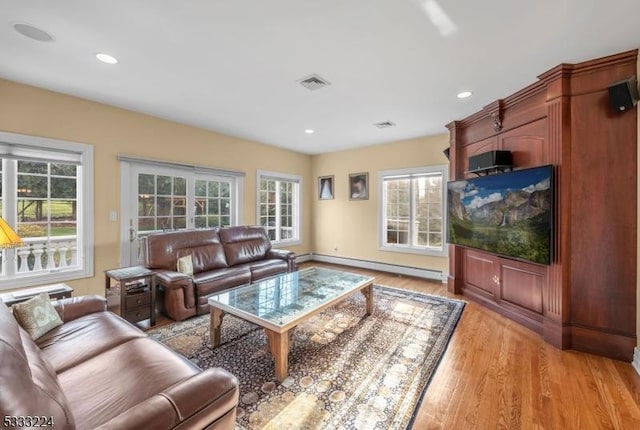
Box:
xmin=207 ymin=267 xmax=375 ymax=381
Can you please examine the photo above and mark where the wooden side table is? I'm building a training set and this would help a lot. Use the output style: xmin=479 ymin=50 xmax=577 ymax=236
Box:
xmin=105 ymin=266 xmax=156 ymax=326
xmin=0 ymin=283 xmax=74 ymax=307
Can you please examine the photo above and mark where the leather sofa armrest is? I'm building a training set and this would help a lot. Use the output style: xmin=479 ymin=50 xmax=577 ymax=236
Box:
xmin=161 ymin=367 xmax=239 ymax=424
xmin=52 ymin=295 xmax=107 ymax=323
xmin=267 ymin=248 xmax=295 ymax=260
xmin=94 ymin=368 xmax=239 ymax=430
xmin=154 ymin=270 xmax=196 ymax=314
xmin=266 ymin=248 xmax=298 ymax=271
xmin=155 ymin=269 xmax=193 ymax=285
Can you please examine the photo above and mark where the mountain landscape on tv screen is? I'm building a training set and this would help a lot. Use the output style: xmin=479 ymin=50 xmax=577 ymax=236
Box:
xmin=447 ymin=166 xmax=552 ymax=265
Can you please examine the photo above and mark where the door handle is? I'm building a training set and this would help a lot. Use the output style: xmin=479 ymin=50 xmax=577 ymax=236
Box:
xmin=129 ymin=227 xmax=137 ymax=242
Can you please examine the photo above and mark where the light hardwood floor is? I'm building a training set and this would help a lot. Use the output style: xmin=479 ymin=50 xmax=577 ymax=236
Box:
xmin=302 ymin=262 xmax=640 ymax=430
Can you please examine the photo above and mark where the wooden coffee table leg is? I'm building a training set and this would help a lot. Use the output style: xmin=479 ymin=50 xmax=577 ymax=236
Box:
xmin=210 ymin=307 xmax=223 ymax=347
xmin=265 ymin=329 xmax=289 ymax=382
xmin=361 ymin=283 xmax=374 ymax=315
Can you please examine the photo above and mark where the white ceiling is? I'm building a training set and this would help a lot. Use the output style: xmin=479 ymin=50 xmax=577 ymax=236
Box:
xmin=1 ymin=1 xmax=639 ymax=155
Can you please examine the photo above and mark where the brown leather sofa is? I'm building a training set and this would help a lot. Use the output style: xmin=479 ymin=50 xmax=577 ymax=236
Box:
xmin=145 ymin=225 xmax=297 ymax=321
xmin=0 ymin=295 xmax=239 ymax=430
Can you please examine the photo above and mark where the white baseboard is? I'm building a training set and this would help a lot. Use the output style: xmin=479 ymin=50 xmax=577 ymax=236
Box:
xmin=295 ymin=253 xmax=313 ymax=264
xmin=633 ymin=347 xmax=640 ymax=376
xmin=307 ymin=253 xmax=447 ymax=283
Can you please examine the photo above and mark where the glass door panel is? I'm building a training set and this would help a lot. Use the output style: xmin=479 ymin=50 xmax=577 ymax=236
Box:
xmin=123 ymin=165 xmax=237 ymax=266
xmin=194 ymin=177 xmax=233 ymax=229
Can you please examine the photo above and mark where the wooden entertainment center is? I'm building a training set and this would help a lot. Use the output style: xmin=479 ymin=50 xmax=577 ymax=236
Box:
xmin=446 ymin=49 xmax=638 ymax=361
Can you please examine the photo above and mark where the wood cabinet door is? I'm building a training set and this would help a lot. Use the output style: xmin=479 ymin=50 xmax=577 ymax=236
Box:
xmin=462 ymin=249 xmax=499 ymax=299
xmin=462 ymin=247 xmax=547 ymax=316
xmin=498 ymin=258 xmax=546 ymax=315
xmin=498 ymin=118 xmax=548 ymax=168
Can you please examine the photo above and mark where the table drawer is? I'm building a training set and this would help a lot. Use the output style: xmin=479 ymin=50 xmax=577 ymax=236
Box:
xmin=125 ymin=292 xmax=151 ymax=308
xmin=124 ymin=306 xmax=151 ymax=323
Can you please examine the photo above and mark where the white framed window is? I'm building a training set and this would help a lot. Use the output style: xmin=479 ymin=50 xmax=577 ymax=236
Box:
xmin=257 ymin=170 xmax=302 ymax=246
xmin=0 ymin=131 xmax=94 ymax=290
xmin=379 ymin=165 xmax=448 ymax=256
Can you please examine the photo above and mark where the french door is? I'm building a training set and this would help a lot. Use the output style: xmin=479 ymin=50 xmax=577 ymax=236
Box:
xmin=121 ymin=163 xmax=238 ymax=265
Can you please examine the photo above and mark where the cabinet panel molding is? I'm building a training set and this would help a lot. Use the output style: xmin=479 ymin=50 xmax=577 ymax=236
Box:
xmin=463 ymin=250 xmax=497 ymax=297
xmin=500 ymin=262 xmax=544 ymax=314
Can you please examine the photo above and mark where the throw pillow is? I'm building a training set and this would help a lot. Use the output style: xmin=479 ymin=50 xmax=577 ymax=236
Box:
xmin=177 ymin=254 xmax=194 ymax=276
xmin=12 ymin=292 xmax=63 ymax=340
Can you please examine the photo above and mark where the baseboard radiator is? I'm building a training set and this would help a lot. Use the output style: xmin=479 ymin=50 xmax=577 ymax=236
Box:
xmin=294 ymin=253 xmax=446 ymax=283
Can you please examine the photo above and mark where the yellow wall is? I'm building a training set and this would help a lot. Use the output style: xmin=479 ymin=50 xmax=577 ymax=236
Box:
xmin=310 ymin=135 xmax=450 ymax=275
xmin=0 ymin=79 xmax=313 ymax=297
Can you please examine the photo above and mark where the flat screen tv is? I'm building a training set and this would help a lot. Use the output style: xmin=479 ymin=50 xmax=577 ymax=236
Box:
xmin=447 ymin=165 xmax=553 ymax=265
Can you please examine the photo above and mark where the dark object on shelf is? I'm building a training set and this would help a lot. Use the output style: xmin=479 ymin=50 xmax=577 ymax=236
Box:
xmin=466 ymin=150 xmax=513 ymax=175
xmin=447 ymin=165 xmax=553 ymax=265
xmin=608 ymin=76 xmax=639 ymax=112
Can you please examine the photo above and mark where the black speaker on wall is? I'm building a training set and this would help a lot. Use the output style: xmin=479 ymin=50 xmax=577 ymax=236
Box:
xmin=608 ymin=76 xmax=639 ymax=112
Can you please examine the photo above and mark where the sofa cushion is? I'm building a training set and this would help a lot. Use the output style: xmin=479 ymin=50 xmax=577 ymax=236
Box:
xmin=193 ymin=267 xmax=252 ymax=297
xmin=177 ymin=243 xmax=228 ymax=274
xmin=59 ymin=337 xmax=200 ymax=430
xmin=0 ymin=302 xmax=75 ymax=429
xmin=218 ymin=226 xmax=272 ymax=267
xmin=177 ymin=254 xmax=194 ymax=275
xmin=146 ymin=228 xmax=227 ymax=271
xmin=12 ymin=292 xmax=64 ymax=340
xmin=36 ymin=311 xmax=147 ymax=373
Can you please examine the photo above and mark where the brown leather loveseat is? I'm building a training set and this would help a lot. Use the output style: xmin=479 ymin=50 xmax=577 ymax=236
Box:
xmin=0 ymin=295 xmax=239 ymax=430
xmin=145 ymin=225 xmax=297 ymax=321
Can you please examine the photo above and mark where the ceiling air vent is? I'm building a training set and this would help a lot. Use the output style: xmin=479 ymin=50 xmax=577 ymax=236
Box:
xmin=13 ymin=23 xmax=54 ymax=42
xmin=373 ymin=121 xmax=396 ymax=129
xmin=298 ymin=74 xmax=331 ymax=91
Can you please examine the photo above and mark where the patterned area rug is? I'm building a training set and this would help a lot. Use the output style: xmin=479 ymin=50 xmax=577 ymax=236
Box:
xmin=148 ymin=285 xmax=464 ymax=429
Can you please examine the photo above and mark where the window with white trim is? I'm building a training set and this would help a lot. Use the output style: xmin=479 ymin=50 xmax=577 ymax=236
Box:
xmin=194 ymin=177 xmax=234 ymax=228
xmin=0 ymin=131 xmax=94 ymax=289
xmin=379 ymin=165 xmax=447 ymax=256
xmin=257 ymin=171 xmax=301 ymax=245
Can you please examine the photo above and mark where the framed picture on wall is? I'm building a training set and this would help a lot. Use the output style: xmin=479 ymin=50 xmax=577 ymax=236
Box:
xmin=349 ymin=172 xmax=369 ymax=200
xmin=318 ymin=175 xmax=334 ymax=200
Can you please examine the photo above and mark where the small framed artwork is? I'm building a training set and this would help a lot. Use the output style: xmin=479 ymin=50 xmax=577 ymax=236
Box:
xmin=318 ymin=175 xmax=335 ymax=200
xmin=349 ymin=172 xmax=369 ymax=200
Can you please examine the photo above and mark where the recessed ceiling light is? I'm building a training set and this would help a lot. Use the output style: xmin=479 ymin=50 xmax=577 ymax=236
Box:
xmin=305 ymin=129 xmax=315 ymax=134
xmin=13 ymin=23 xmax=54 ymax=42
xmin=457 ymin=91 xmax=473 ymax=99
xmin=96 ymin=53 xmax=118 ymax=64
